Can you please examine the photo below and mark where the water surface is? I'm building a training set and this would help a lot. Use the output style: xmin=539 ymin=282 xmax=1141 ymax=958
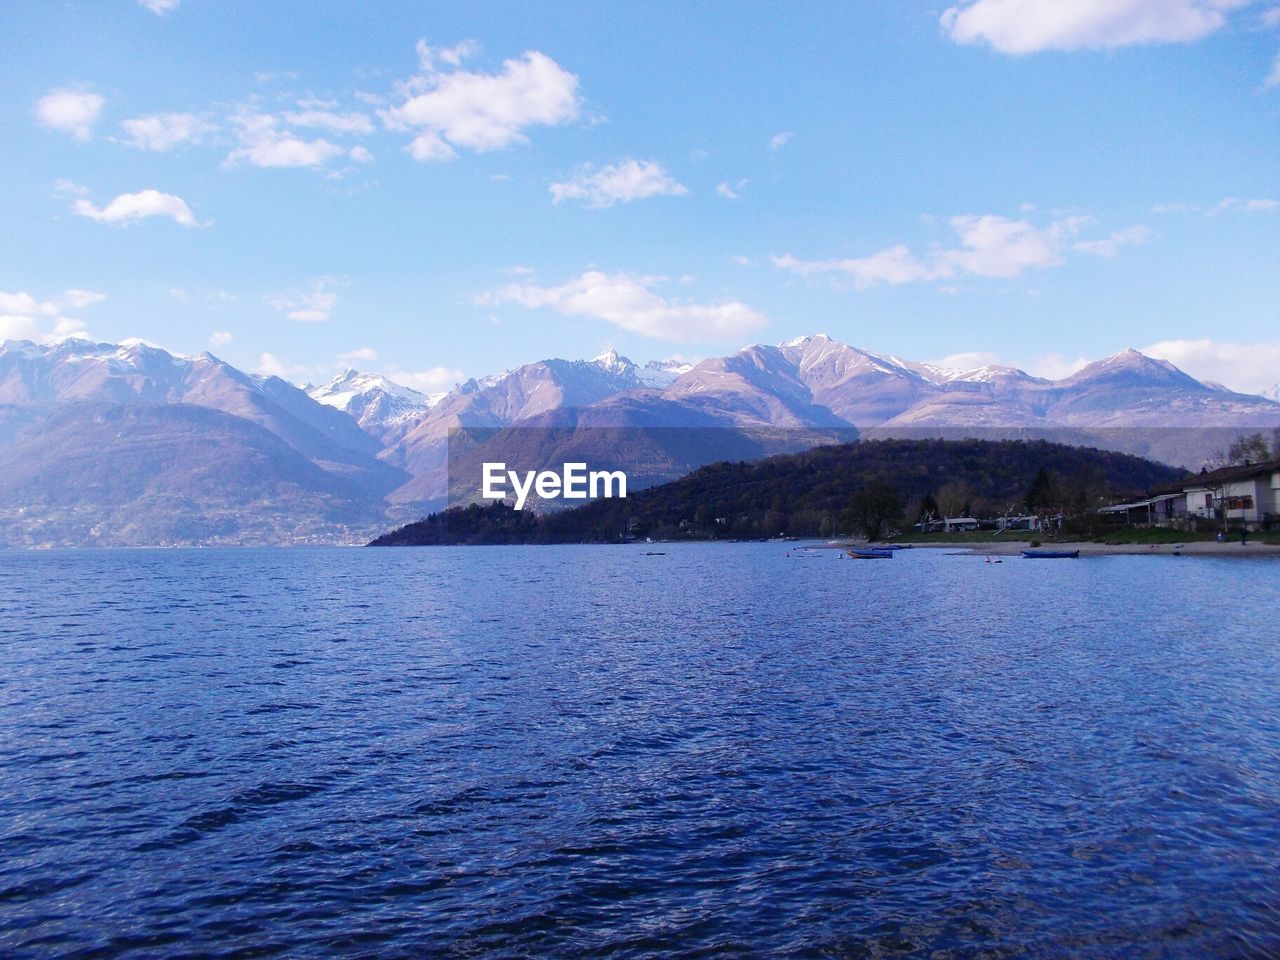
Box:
xmin=1 ymin=545 xmax=1278 ymax=957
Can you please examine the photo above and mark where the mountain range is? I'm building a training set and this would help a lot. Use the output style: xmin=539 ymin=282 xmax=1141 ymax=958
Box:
xmin=1 ymin=334 xmax=1276 ymax=545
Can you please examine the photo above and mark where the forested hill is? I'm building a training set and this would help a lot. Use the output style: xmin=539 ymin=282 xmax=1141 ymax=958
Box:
xmin=369 ymin=438 xmax=1182 ymax=545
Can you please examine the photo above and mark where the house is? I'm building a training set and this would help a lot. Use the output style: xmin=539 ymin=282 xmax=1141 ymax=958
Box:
xmin=997 ymin=514 xmax=1049 ymax=531
xmin=1180 ymin=458 xmax=1280 ymax=530
xmin=1097 ymin=492 xmax=1185 ymax=526
xmin=1100 ymin=457 xmax=1280 ymax=530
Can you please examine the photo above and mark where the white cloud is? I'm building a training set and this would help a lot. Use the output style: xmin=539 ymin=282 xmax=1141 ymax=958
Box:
xmin=550 ymin=159 xmax=687 ymax=208
xmin=120 ymin=113 xmax=215 ymax=151
xmin=209 ymin=331 xmax=233 ymax=349
xmin=1025 ymin=353 xmax=1092 ymax=380
xmin=282 ymin=110 xmax=375 ymax=135
xmin=1210 ymin=196 xmax=1280 ymax=213
xmin=338 ymin=346 xmax=378 ymax=365
xmin=61 ymin=288 xmax=107 ymax=308
xmin=73 ymin=189 xmax=200 ymax=227
xmin=773 ymin=245 xmax=934 ymax=288
xmin=35 ymin=89 xmax=104 ymax=142
xmin=382 ymin=42 xmax=581 ymax=161
xmin=944 ymin=214 xmax=1081 ymax=277
xmin=256 ymin=352 xmax=299 ymax=378
xmin=1142 ymin=337 xmax=1280 ymax=395
xmin=769 ymin=131 xmax=793 ymax=151
xmin=225 ymin=111 xmax=347 ymax=168
xmin=1073 ymin=225 xmax=1153 ymax=257
xmin=483 ymin=270 xmax=767 ymax=342
xmin=348 ymin=145 xmax=375 ymax=163
xmin=941 ymin=0 xmax=1249 ymax=54
xmin=717 ymin=178 xmax=748 ymax=200
xmin=138 ymin=0 xmax=180 ymax=13
xmin=774 ymin=214 xmax=1115 ymax=288
xmin=1266 ymin=50 xmax=1280 ymax=88
xmin=385 ymin=365 xmax=465 ymax=393
xmin=267 ymin=278 xmax=340 ymax=322
xmin=0 ymin=287 xmax=105 ymax=343
xmin=931 ymin=351 xmax=1005 ymax=370
xmin=0 ymin=292 xmax=53 ymax=316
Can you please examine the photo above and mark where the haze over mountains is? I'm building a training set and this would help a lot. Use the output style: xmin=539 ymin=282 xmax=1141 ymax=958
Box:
xmin=2 ymin=334 xmax=1277 ymax=545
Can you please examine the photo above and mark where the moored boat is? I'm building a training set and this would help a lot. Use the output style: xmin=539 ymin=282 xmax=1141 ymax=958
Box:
xmin=848 ymin=548 xmax=894 ymax=559
xmin=1021 ymin=549 xmax=1080 ymax=559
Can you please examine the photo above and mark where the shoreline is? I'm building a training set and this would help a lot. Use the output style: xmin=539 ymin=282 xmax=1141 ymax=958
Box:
xmin=869 ymin=539 xmax=1280 ymax=557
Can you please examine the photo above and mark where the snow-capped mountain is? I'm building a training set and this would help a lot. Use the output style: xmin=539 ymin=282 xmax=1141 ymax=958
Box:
xmin=0 ymin=338 xmax=408 ymax=546
xmin=3 ymin=333 xmax=1278 ymax=544
xmin=307 ymin=369 xmax=441 ymax=439
xmin=639 ymin=357 xmax=696 ymax=387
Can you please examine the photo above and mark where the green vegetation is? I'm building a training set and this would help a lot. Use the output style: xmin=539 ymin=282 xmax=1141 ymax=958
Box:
xmin=371 ymin=438 xmax=1184 ymax=546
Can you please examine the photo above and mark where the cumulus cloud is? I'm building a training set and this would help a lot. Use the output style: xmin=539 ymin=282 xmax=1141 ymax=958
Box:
xmin=256 ymin=353 xmax=302 ymax=379
xmin=138 ymin=0 xmax=180 ymax=13
xmin=120 ymin=112 xmax=215 ymax=151
xmin=224 ymin=111 xmax=347 ymax=168
xmin=381 ymin=41 xmax=581 ymax=161
xmin=266 ymin=278 xmax=340 ymax=322
xmin=717 ymin=179 xmax=748 ymax=200
xmin=35 ymin=88 xmax=104 ymax=141
xmin=941 ymin=0 xmax=1249 ymax=54
xmin=1073 ymin=225 xmax=1154 ymax=257
xmin=1210 ymin=196 xmax=1280 ymax=213
xmin=338 ymin=346 xmax=378 ymax=365
xmin=931 ymin=351 xmax=1005 ymax=371
xmin=482 ymin=270 xmax=767 ymax=342
xmin=1025 ymin=353 xmax=1093 ymax=380
xmin=769 ymin=131 xmax=793 ymax=151
xmin=73 ymin=189 xmax=201 ymax=227
xmin=61 ymin=288 xmax=107 ymax=308
xmin=550 ymin=159 xmax=687 ymax=208
xmin=385 ymin=365 xmax=466 ymax=393
xmin=209 ymin=331 xmax=233 ymax=349
xmin=282 ymin=109 xmax=375 ymax=135
xmin=1142 ymin=337 xmax=1280 ymax=395
xmin=1267 ymin=50 xmax=1280 ymax=88
xmin=0 ymin=287 xmax=105 ymax=343
xmin=773 ymin=245 xmax=935 ymax=288
xmin=773 ymin=214 xmax=1128 ymax=289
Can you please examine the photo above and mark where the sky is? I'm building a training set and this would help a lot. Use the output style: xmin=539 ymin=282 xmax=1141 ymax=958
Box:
xmin=2 ymin=0 xmax=1278 ymax=395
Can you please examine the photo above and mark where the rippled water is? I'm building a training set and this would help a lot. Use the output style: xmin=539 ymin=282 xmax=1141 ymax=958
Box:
xmin=1 ymin=545 xmax=1278 ymax=958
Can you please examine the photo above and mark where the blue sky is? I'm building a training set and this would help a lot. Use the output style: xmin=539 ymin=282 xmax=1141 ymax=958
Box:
xmin=2 ymin=0 xmax=1278 ymax=394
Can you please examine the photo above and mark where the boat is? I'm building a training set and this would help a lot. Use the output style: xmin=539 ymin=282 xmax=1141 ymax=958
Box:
xmin=1020 ymin=549 xmax=1080 ymax=559
xmin=848 ymin=548 xmax=894 ymax=559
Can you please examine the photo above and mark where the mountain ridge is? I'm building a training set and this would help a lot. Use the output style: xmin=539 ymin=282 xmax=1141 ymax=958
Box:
xmin=2 ymin=334 xmax=1277 ymax=545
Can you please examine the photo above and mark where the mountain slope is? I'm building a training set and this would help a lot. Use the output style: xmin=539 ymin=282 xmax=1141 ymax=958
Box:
xmin=0 ymin=402 xmax=391 ymax=546
xmin=0 ymin=338 xmax=406 ymax=496
xmin=370 ymin=437 xmax=1185 ymax=545
xmin=307 ymin=369 xmax=440 ymax=441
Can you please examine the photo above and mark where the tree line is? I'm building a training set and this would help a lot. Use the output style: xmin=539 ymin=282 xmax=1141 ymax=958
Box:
xmin=371 ymin=438 xmax=1183 ymax=545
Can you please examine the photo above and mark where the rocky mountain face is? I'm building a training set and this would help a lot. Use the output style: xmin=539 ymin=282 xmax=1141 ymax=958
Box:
xmin=0 ymin=339 xmax=407 ymax=545
xmin=386 ymin=335 xmax=1280 ymax=506
xmin=2 ymin=334 xmax=1277 ymax=544
xmin=306 ymin=369 xmax=440 ymax=443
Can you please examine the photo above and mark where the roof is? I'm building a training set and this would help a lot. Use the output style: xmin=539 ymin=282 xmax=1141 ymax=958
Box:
xmin=1179 ymin=457 xmax=1280 ymax=490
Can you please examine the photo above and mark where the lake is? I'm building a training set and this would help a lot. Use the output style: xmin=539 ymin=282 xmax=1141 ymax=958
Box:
xmin=1 ymin=545 xmax=1278 ymax=957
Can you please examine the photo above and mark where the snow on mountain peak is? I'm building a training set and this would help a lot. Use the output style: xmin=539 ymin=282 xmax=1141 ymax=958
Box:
xmin=591 ymin=348 xmax=637 ymax=376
